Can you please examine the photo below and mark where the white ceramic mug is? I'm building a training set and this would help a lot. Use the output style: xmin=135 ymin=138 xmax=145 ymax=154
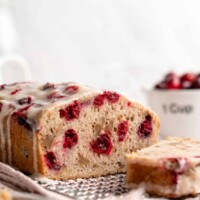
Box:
xmin=144 ymin=89 xmax=200 ymax=139
xmin=0 ymin=54 xmax=30 ymax=84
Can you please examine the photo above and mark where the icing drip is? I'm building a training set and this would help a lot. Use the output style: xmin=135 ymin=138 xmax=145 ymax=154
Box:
xmin=7 ymin=112 xmax=12 ymax=165
xmin=0 ymin=121 xmax=5 ymax=162
xmin=32 ymin=127 xmax=38 ymax=173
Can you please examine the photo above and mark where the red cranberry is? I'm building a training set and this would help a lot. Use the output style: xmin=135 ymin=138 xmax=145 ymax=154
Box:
xmin=137 ymin=114 xmax=152 ymax=138
xmin=18 ymin=97 xmax=32 ymax=105
xmin=93 ymin=94 xmax=105 ymax=107
xmin=65 ymin=86 xmax=78 ymax=94
xmin=154 ymin=81 xmax=167 ymax=89
xmin=63 ymin=129 xmax=78 ymax=149
xmin=0 ymin=103 xmax=2 ymax=112
xmin=181 ymin=73 xmax=196 ymax=83
xmin=43 ymin=82 xmax=56 ymax=90
xmin=191 ymin=75 xmax=200 ymax=89
xmin=180 ymin=73 xmax=196 ymax=89
xmin=117 ymin=121 xmax=128 ymax=142
xmin=59 ymin=101 xmax=81 ymax=121
xmin=0 ymin=84 xmax=7 ymax=90
xmin=11 ymin=89 xmax=21 ymax=95
xmin=59 ymin=109 xmax=67 ymax=117
xmin=154 ymin=72 xmax=179 ymax=90
xmin=91 ymin=134 xmax=113 ymax=155
xmin=166 ymin=78 xmax=181 ymax=89
xmin=104 ymin=91 xmax=120 ymax=103
xmin=47 ymin=92 xmax=65 ymax=99
xmin=127 ymin=102 xmax=131 ymax=107
xmin=44 ymin=152 xmax=61 ymax=170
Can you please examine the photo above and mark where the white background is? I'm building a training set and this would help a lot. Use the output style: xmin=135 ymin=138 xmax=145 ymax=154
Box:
xmin=1 ymin=0 xmax=200 ymax=102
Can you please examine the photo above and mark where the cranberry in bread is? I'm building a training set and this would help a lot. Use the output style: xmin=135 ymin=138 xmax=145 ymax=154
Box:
xmin=126 ymin=137 xmax=200 ymax=198
xmin=0 ymin=82 xmax=159 ymax=180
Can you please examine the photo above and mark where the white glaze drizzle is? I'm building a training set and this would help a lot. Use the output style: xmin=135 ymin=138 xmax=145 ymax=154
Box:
xmin=7 ymin=112 xmax=12 ymax=165
xmin=32 ymin=126 xmax=38 ymax=173
xmin=0 ymin=108 xmax=6 ymax=162
xmin=0 ymin=120 xmax=5 ymax=162
xmin=0 ymin=82 xmax=98 ymax=174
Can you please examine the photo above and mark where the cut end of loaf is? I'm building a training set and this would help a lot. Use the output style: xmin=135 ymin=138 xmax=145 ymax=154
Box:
xmin=38 ymin=92 xmax=159 ymax=180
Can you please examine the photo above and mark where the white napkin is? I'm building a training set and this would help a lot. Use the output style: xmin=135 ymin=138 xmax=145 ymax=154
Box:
xmin=0 ymin=162 xmax=68 ymax=200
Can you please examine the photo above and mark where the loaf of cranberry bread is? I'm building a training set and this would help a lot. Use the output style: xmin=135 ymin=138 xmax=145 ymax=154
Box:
xmin=0 ymin=82 xmax=159 ymax=180
xmin=126 ymin=137 xmax=200 ymax=198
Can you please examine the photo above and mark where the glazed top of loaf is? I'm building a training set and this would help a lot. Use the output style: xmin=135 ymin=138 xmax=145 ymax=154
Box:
xmin=0 ymin=82 xmax=100 ymax=130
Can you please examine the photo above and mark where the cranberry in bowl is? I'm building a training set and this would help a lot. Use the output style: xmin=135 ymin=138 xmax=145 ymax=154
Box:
xmin=144 ymin=72 xmax=200 ymax=139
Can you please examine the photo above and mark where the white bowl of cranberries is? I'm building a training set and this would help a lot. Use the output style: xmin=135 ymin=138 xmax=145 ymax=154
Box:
xmin=145 ymin=72 xmax=200 ymax=139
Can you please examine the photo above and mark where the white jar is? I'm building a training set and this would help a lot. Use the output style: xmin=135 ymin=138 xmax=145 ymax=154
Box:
xmin=145 ymin=89 xmax=200 ymax=139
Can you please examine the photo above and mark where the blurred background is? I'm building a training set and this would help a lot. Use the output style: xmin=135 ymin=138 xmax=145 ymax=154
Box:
xmin=1 ymin=0 xmax=200 ymax=103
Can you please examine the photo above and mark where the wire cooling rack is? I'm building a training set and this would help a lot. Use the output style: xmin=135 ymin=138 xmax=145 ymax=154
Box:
xmin=36 ymin=173 xmax=131 ymax=200
xmin=35 ymin=173 xmax=200 ymax=200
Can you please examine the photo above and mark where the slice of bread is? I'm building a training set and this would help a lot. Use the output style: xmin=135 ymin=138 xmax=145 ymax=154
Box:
xmin=0 ymin=82 xmax=159 ymax=180
xmin=126 ymin=137 xmax=200 ymax=198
